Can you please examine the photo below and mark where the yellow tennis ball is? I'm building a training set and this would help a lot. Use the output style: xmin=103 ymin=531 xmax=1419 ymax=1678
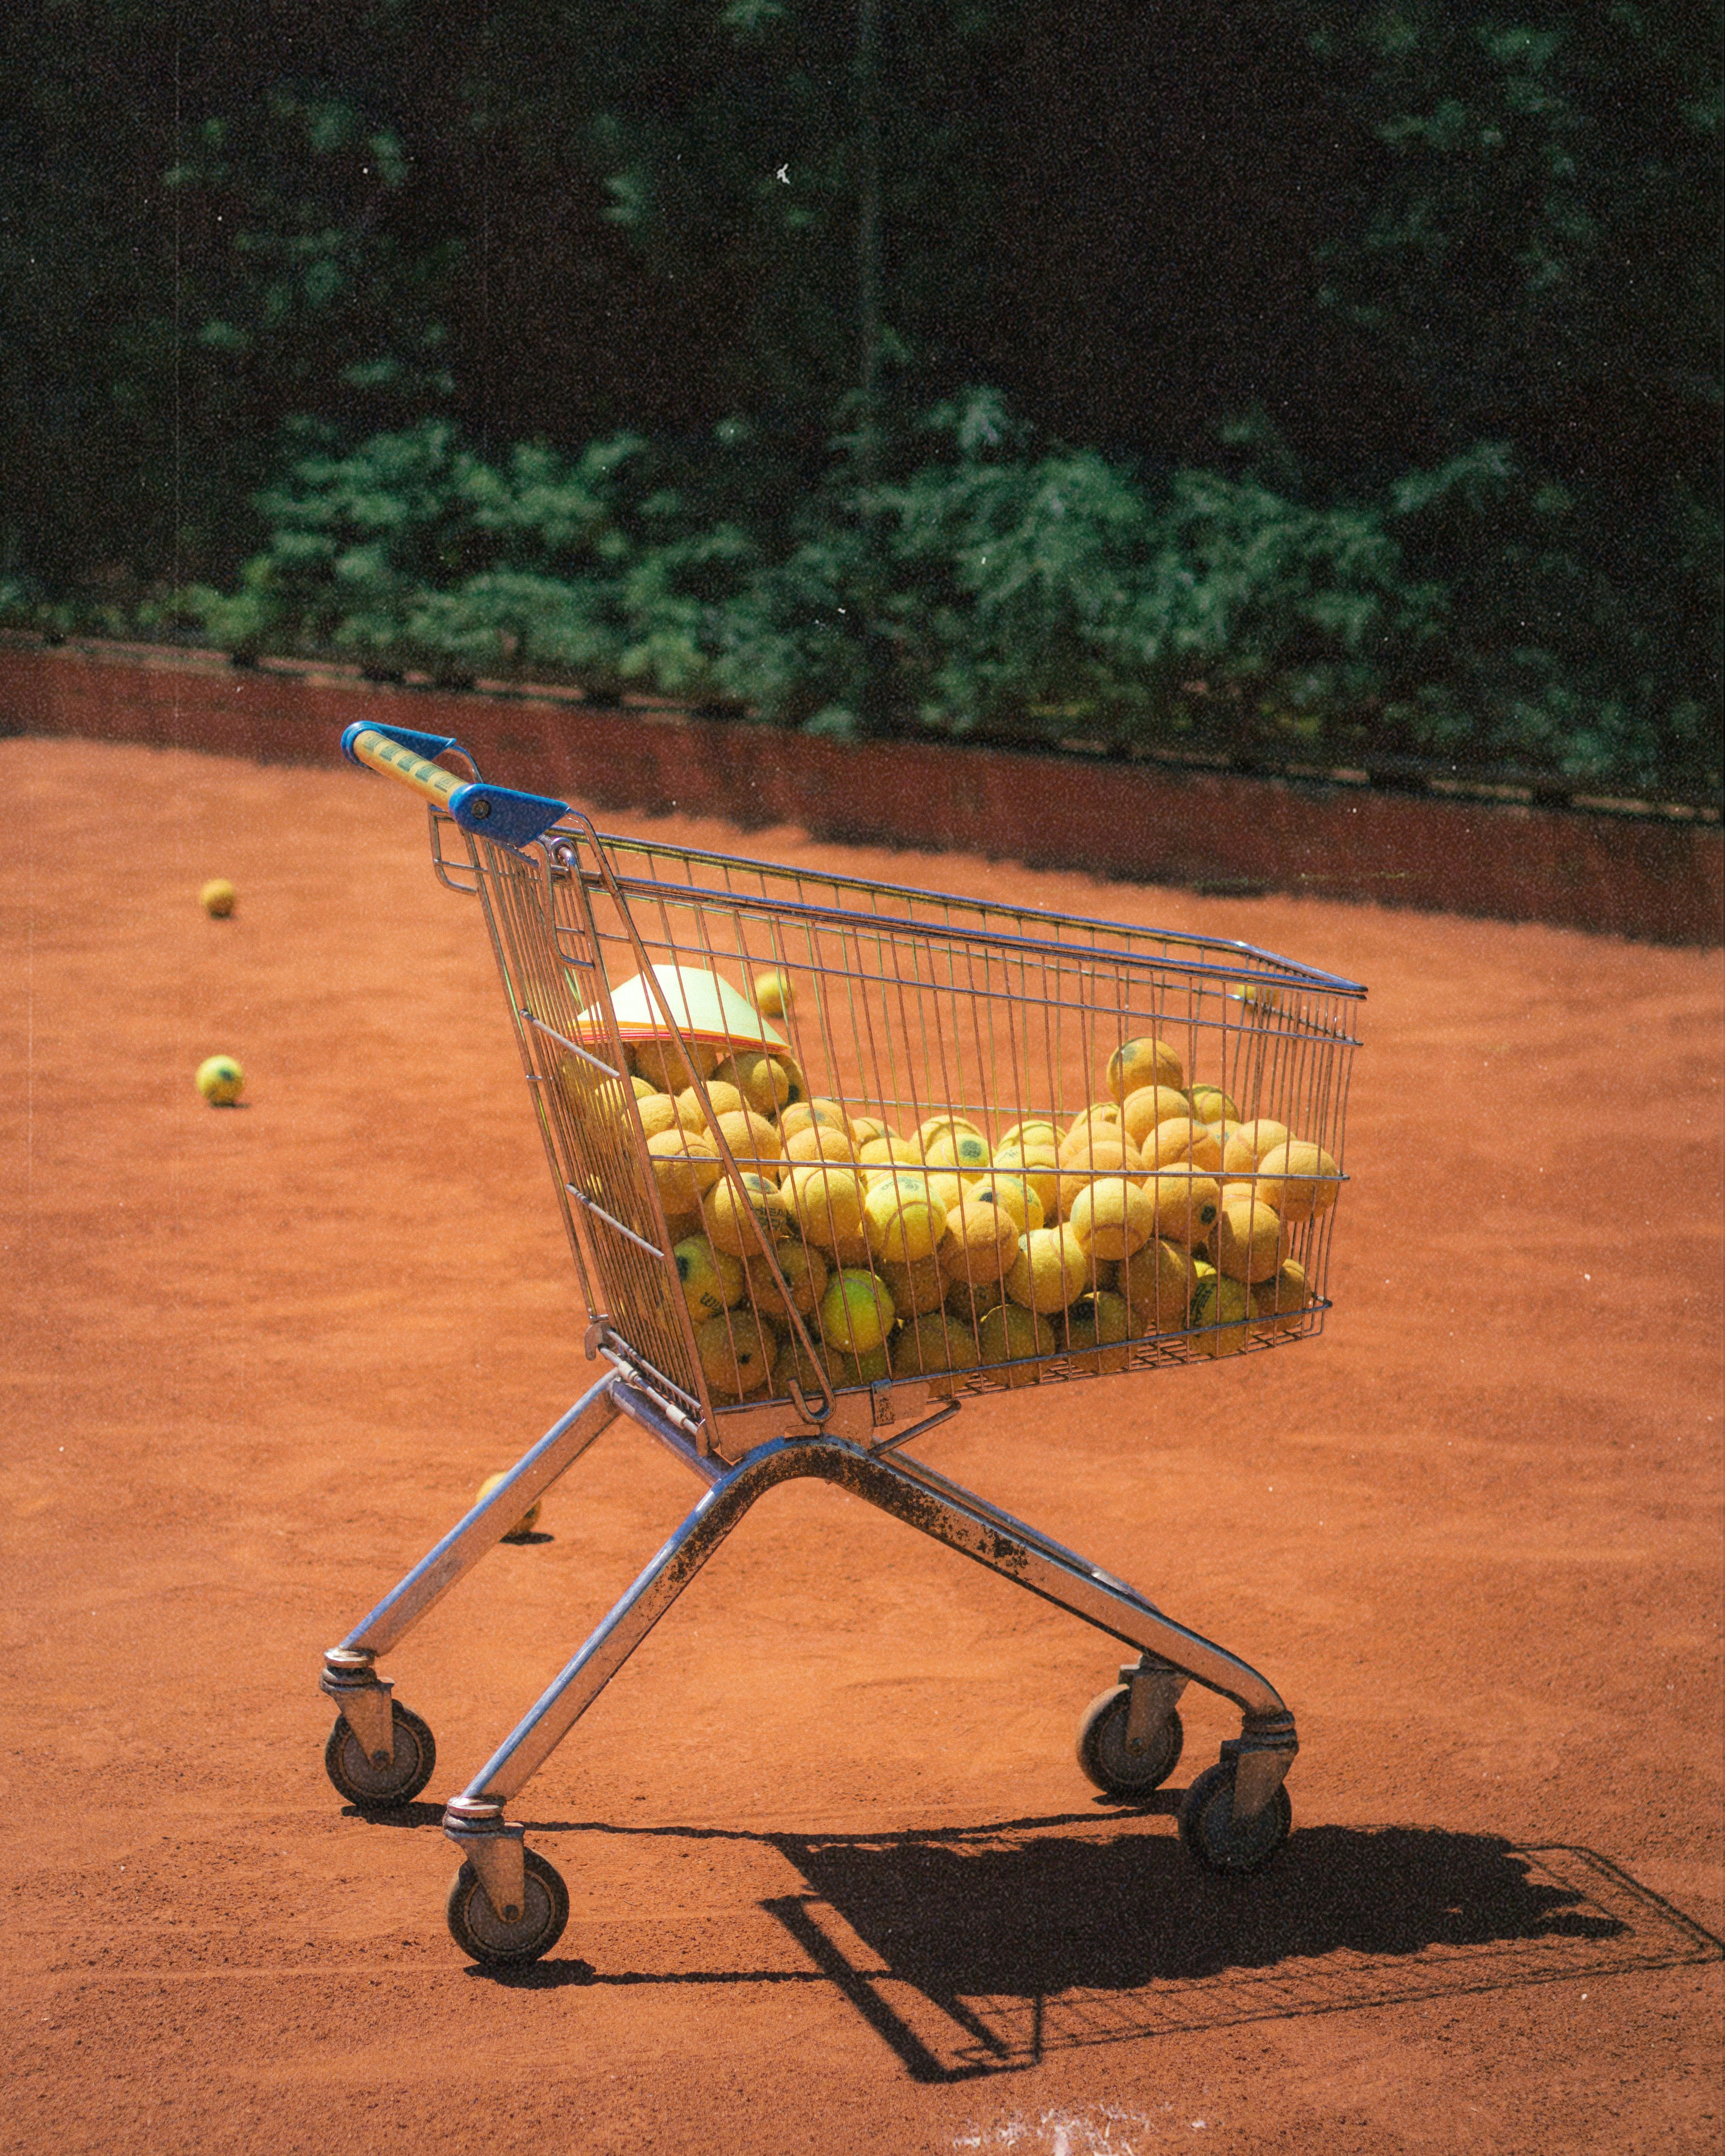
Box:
xmin=967 ymin=1174 xmax=1043 ymax=1237
xmin=712 ymin=1049 xmax=793 ymax=1118
xmin=782 ymin=1162 xmax=866 ymax=1254
xmin=1120 ymin=1084 xmax=1195 ymax=1150
xmin=944 ymin=1269 xmax=1007 ymax=1327
xmin=1143 ymin=1170 xmax=1222 ymax=1249
xmin=646 ymin=1127 xmax=723 ymax=1212
xmin=923 ymin=1129 xmax=992 ymax=1178
xmin=745 ymin=1236 xmax=829 ymax=1321
xmin=976 ymin=1301 xmax=1056 ymax=1386
xmin=476 ymin=1472 xmax=541 ymax=1541
xmin=1065 ymin=1288 xmax=1133 ymax=1374
xmin=673 ymin=1233 xmax=746 ymax=1322
xmin=891 ymin=1312 xmax=982 ymax=1387
xmin=877 ymin=1254 xmax=950 ymax=1317
xmin=1005 ymin=1225 xmax=1090 ymax=1314
xmin=1119 ymin=1236 xmax=1197 ymax=1331
xmin=1107 ymin=1036 xmax=1184 ymax=1101
xmin=863 ymin=1177 xmax=948 ymax=1265
xmin=990 ymin=1142 xmax=1059 ymax=1221
xmin=818 ymin=1268 xmax=897 ymax=1357
xmin=1188 ymin=1085 xmax=1240 ymax=1126
xmin=779 ymin=1097 xmax=851 ymax=1143
xmin=712 ymin=1107 xmax=784 ymax=1173
xmin=1145 ymin=1117 xmax=1224 ymax=1173
xmin=1221 ymin=1119 xmax=1292 ymax=1176
xmin=1055 ymin=1134 xmax=1144 ymax=1220
xmin=1067 ymin=1177 xmax=1156 ymax=1261
xmin=1214 ymin=1194 xmax=1285 ymax=1283
xmin=1190 ymin=1264 xmax=1252 ymax=1357
xmin=199 ymin=878 xmax=236 ymax=918
xmin=783 ymin=1121 xmax=860 ymax=1169
xmin=752 ymin=969 xmax=794 ymax=1019
xmin=195 ymin=1054 xmax=244 ymax=1105
xmin=633 ymin=1036 xmax=721 ymax=1093
xmin=1256 ymin=1140 xmax=1342 ymax=1223
xmin=936 ymin=1189 xmax=1019 ymax=1279
xmin=676 ymin=1078 xmax=747 ymax=1130
xmin=703 ymin=1169 xmax=794 ymax=1257
xmin=996 ymin=1118 xmax=1061 ymax=1154
xmin=1251 ymin=1257 xmax=1310 ymax=1334
xmin=697 ymin=1311 xmax=780 ymax=1400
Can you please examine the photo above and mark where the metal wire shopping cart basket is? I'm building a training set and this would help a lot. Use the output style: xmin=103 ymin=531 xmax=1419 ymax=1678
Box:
xmin=320 ymin=720 xmax=1366 ymax=1966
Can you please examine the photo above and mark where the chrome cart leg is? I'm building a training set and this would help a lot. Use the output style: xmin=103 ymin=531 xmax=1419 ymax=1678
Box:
xmin=318 ymin=1370 xmax=627 ymax=1810
xmin=440 ymin=1429 xmax=1301 ymax=1959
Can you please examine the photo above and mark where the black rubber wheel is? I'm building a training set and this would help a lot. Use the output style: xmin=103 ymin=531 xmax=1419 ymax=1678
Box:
xmin=1177 ymin=1760 xmax=1293 ymax=1875
xmin=1075 ymin=1686 xmax=1184 ymax=1798
xmin=447 ymin=1847 xmax=570 ymax=1966
xmin=324 ymin=1701 xmax=437 ymax=1811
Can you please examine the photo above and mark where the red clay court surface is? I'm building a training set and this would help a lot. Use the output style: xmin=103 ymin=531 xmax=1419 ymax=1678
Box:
xmin=4 ymin=735 xmax=1721 ymax=2155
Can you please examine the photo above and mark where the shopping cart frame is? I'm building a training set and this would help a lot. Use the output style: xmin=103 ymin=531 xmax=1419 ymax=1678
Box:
xmin=319 ymin=721 xmax=1364 ymax=1965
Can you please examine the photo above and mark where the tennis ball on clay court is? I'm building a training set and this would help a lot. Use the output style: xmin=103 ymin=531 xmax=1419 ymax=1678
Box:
xmin=878 ymin=1254 xmax=950 ymax=1317
xmin=752 ymin=969 xmax=795 ymax=1020
xmin=818 ymin=1268 xmax=897 ymax=1358
xmin=1006 ymin=1225 xmax=1091 ymax=1314
xmin=745 ymin=1236 xmax=828 ymax=1321
xmin=1065 ymin=1288 xmax=1133 ymax=1375
xmin=1256 ymin=1140 xmax=1341 ymax=1223
xmin=1067 ymin=1177 xmax=1156 ymax=1262
xmin=1251 ymin=1257 xmax=1310 ymax=1334
xmin=647 ymin=1126 xmax=723 ymax=1212
xmin=476 ymin=1472 xmax=540 ymax=1542
xmin=673 ymin=1233 xmax=746 ymax=1322
xmin=1120 ymin=1236 xmax=1197 ymax=1331
xmin=892 ymin=1312 xmax=982 ymax=1386
xmin=1107 ymin=1036 xmax=1184 ymax=1102
xmin=199 ymin=878 xmax=236 ymax=918
xmin=1214 ymin=1193 xmax=1285 ymax=1284
xmin=864 ymin=1176 xmax=948 ymax=1265
xmin=703 ymin=1170 xmax=794 ymax=1258
xmin=695 ymin=1311 xmax=778 ymax=1400
xmin=195 ymin=1054 xmax=245 ymax=1105
xmin=976 ymin=1302 xmax=1056 ymax=1386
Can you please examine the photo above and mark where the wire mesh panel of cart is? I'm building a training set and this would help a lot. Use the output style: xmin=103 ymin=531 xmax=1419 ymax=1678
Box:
xmin=432 ymin=811 xmax=1363 ymax=1465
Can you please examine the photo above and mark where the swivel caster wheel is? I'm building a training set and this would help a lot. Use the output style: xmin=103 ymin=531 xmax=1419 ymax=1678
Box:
xmin=324 ymin=1701 xmax=437 ymax=1810
xmin=1177 ymin=1760 xmax=1293 ymax=1874
xmin=1076 ymin=1685 xmax=1184 ymax=1800
xmin=447 ymin=1847 xmax=570 ymax=1966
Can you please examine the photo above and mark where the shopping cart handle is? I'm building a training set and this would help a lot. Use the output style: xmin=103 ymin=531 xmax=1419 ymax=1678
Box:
xmin=343 ymin=723 xmax=568 ymax=849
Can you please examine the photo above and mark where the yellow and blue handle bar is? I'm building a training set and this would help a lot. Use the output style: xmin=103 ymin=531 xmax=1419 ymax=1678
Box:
xmin=342 ymin=722 xmax=569 ymax=850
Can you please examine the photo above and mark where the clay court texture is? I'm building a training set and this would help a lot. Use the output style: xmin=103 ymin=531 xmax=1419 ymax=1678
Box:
xmin=4 ymin=731 xmax=1721 ymax=2155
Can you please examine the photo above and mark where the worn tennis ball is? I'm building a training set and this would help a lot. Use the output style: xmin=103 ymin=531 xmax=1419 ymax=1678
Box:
xmin=673 ymin=1233 xmax=747 ymax=1322
xmin=1120 ymin=1084 xmax=1196 ymax=1150
xmin=711 ymin=1107 xmax=784 ymax=1174
xmin=1067 ymin=1177 xmax=1156 ymax=1262
xmin=752 ymin=969 xmax=794 ymax=1020
xmin=195 ymin=1054 xmax=244 ymax=1105
xmin=712 ymin=1049 xmax=794 ymax=1119
xmin=559 ymin=1062 xmax=655 ymax=1126
xmin=863 ymin=1176 xmax=948 ymax=1265
xmin=703 ymin=1169 xmax=793 ymax=1257
xmin=878 ymin=1254 xmax=950 ymax=1318
xmin=694 ymin=1311 xmax=778 ymax=1399
xmin=1107 ymin=1036 xmax=1184 ymax=1101
xmin=818 ymin=1268 xmax=897 ymax=1357
xmin=1251 ymin=1257 xmax=1310 ymax=1334
xmin=476 ymin=1471 xmax=540 ymax=1542
xmin=858 ymin=1135 xmax=926 ymax=1181
xmin=631 ymin=1090 xmax=686 ymax=1143
xmin=782 ymin=1162 xmax=867 ymax=1254
xmin=633 ymin=1036 xmax=720 ymax=1093
xmin=1188 ymin=1085 xmax=1240 ymax=1126
xmin=915 ymin=1114 xmax=986 ymax=1158
xmin=1144 ymin=1169 xmax=1223 ymax=1248
xmin=891 ymin=1312 xmax=982 ymax=1386
xmin=936 ymin=1189 xmax=1019 ymax=1279
xmin=1256 ymin=1140 xmax=1341 ymax=1223
xmin=1065 ymin=1288 xmax=1133 ymax=1375
xmin=944 ymin=1270 xmax=1007 ymax=1327
xmin=967 ymin=1175 xmax=1043 ymax=1237
xmin=199 ymin=878 xmax=236 ymax=918
xmin=1119 ymin=1236 xmax=1197 ymax=1331
xmin=1190 ymin=1264 xmax=1252 ymax=1358
xmin=1055 ymin=1134 xmax=1144 ymax=1220
xmin=923 ymin=1129 xmax=993 ymax=1179
xmin=996 ymin=1118 xmax=1061 ymax=1155
xmin=783 ymin=1121 xmax=860 ymax=1169
xmin=745 ymin=1236 xmax=829 ymax=1321
xmin=976 ymin=1302 xmax=1056 ymax=1386
xmin=847 ymin=1113 xmax=889 ymax=1148
xmin=1215 ymin=1193 xmax=1285 ymax=1284
xmin=779 ymin=1097 xmax=851 ymax=1144
xmin=676 ymin=1078 xmax=747 ymax=1130
xmin=1146 ymin=1117 xmax=1224 ymax=1174
xmin=991 ymin=1142 xmax=1061 ymax=1221
xmin=647 ymin=1127 xmax=723 ymax=1212
xmin=1006 ymin=1224 xmax=1090 ymax=1314
xmin=1221 ymin=1119 xmax=1291 ymax=1176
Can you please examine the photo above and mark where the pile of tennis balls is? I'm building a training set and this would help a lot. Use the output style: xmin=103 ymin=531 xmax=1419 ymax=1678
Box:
xmin=566 ymin=987 xmax=1341 ymax=1407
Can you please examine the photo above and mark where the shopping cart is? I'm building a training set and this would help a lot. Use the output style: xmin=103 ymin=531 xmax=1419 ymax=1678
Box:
xmin=320 ymin=719 xmax=1365 ymax=1966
